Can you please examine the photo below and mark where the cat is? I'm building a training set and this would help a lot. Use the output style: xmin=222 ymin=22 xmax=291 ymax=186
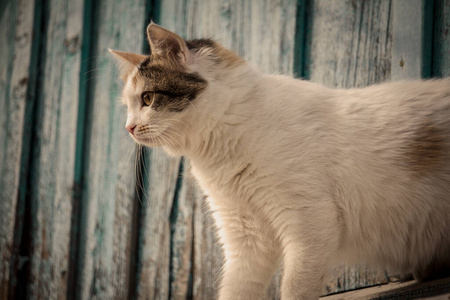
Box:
xmin=110 ymin=23 xmax=450 ymax=300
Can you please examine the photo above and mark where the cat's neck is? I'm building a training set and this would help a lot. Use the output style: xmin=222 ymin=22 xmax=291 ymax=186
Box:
xmin=191 ymin=67 xmax=261 ymax=159
xmin=164 ymin=63 xmax=262 ymax=161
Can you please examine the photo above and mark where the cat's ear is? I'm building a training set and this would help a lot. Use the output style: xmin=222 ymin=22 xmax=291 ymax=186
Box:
xmin=109 ymin=49 xmax=147 ymax=80
xmin=147 ymin=23 xmax=191 ymax=65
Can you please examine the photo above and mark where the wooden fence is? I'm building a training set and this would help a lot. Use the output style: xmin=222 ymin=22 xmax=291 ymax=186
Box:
xmin=1 ymin=0 xmax=449 ymax=299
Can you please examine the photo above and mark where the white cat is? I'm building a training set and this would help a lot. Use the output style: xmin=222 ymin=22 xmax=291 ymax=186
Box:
xmin=110 ymin=23 xmax=450 ymax=299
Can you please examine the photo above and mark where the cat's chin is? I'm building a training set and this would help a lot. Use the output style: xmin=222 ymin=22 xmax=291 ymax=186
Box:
xmin=134 ymin=139 xmax=183 ymax=157
xmin=132 ymin=135 xmax=163 ymax=147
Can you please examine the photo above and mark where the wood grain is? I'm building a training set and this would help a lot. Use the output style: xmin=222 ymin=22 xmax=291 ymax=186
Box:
xmin=159 ymin=0 xmax=297 ymax=75
xmin=22 ymin=0 xmax=85 ymax=298
xmin=321 ymin=277 xmax=450 ymax=300
xmin=433 ymin=0 xmax=450 ymax=77
xmin=308 ymin=0 xmax=392 ymax=88
xmin=76 ymin=0 xmax=146 ymax=298
xmin=391 ymin=0 xmax=431 ymax=80
xmin=0 ymin=0 xmax=36 ymax=298
xmin=135 ymin=148 xmax=180 ymax=300
xmin=169 ymin=161 xmax=195 ymax=299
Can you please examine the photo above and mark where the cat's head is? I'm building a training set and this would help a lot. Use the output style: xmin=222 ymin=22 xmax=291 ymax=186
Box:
xmin=110 ymin=23 xmax=245 ymax=155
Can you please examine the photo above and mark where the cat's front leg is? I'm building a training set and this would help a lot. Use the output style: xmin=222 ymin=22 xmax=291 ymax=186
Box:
xmin=216 ymin=209 xmax=281 ymax=300
xmin=279 ymin=212 xmax=341 ymax=299
xmin=281 ymin=242 xmax=329 ymax=299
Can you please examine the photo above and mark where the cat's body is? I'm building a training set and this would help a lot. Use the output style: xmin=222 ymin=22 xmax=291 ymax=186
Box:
xmin=111 ymin=24 xmax=450 ymax=299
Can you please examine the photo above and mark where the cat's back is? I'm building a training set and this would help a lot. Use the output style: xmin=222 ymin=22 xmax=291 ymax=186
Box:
xmin=248 ymin=77 xmax=450 ymax=186
xmin=342 ymin=79 xmax=450 ymax=122
xmin=336 ymin=79 xmax=450 ymax=165
xmin=330 ymin=79 xmax=450 ymax=189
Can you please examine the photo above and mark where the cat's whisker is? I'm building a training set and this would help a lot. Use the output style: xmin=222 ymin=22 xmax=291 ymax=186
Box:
xmin=187 ymin=100 xmax=200 ymax=115
xmin=135 ymin=144 xmax=149 ymax=206
xmin=163 ymin=119 xmax=195 ymax=138
xmin=163 ymin=127 xmax=184 ymax=141
xmin=125 ymin=141 xmax=136 ymax=166
xmin=161 ymin=129 xmax=184 ymax=151
xmin=81 ymin=54 xmax=114 ymax=64
xmin=140 ymin=151 xmax=152 ymax=202
xmin=83 ymin=67 xmax=119 ymax=76
xmin=158 ymin=132 xmax=179 ymax=150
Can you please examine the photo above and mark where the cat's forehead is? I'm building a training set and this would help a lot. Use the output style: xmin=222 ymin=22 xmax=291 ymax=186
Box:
xmin=123 ymin=53 xmax=207 ymax=106
xmin=122 ymin=68 xmax=145 ymax=103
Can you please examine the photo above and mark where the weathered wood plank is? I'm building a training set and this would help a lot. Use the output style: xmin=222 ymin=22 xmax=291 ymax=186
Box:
xmin=22 ymin=0 xmax=84 ymax=298
xmin=135 ymin=148 xmax=180 ymax=300
xmin=77 ymin=0 xmax=146 ymax=299
xmin=321 ymin=277 xmax=450 ymax=300
xmin=160 ymin=0 xmax=297 ymax=75
xmin=308 ymin=0 xmax=392 ymax=88
xmin=391 ymin=0 xmax=431 ymax=80
xmin=169 ymin=161 xmax=195 ymax=299
xmin=433 ymin=0 xmax=450 ymax=77
xmin=307 ymin=0 xmax=392 ymax=294
xmin=0 ymin=0 xmax=36 ymax=297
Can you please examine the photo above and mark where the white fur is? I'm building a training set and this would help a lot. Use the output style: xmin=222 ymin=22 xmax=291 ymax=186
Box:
xmin=122 ymin=42 xmax=450 ymax=299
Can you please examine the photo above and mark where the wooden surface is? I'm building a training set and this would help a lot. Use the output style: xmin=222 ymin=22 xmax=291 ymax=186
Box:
xmin=0 ymin=0 xmax=36 ymax=298
xmin=24 ymin=0 xmax=85 ymax=298
xmin=135 ymin=148 xmax=180 ymax=300
xmin=1 ymin=0 xmax=449 ymax=299
xmin=76 ymin=0 xmax=146 ymax=299
xmin=321 ymin=277 xmax=450 ymax=300
xmin=391 ymin=0 xmax=433 ymax=80
xmin=433 ymin=0 xmax=450 ymax=77
xmin=308 ymin=0 xmax=392 ymax=88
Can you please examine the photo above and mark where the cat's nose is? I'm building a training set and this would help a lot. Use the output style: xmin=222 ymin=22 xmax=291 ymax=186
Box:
xmin=126 ymin=124 xmax=136 ymax=134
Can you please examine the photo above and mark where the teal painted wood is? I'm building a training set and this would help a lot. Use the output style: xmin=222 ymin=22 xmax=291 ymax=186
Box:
xmin=306 ymin=0 xmax=392 ymax=294
xmin=391 ymin=0 xmax=433 ymax=80
xmin=76 ymin=0 xmax=146 ymax=298
xmin=293 ymin=0 xmax=308 ymax=78
xmin=22 ymin=0 xmax=85 ymax=298
xmin=0 ymin=0 xmax=36 ymax=298
xmin=308 ymin=0 xmax=392 ymax=88
xmin=135 ymin=149 xmax=180 ymax=299
xmin=69 ymin=0 xmax=94 ymax=296
xmin=433 ymin=0 xmax=450 ymax=77
xmin=159 ymin=0 xmax=297 ymax=75
xmin=169 ymin=161 xmax=195 ymax=299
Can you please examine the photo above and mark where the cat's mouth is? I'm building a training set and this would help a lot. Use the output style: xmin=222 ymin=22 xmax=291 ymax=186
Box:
xmin=132 ymin=134 xmax=162 ymax=146
xmin=132 ymin=129 xmax=169 ymax=147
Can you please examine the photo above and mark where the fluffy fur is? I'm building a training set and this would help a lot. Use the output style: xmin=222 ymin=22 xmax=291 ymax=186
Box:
xmin=111 ymin=23 xmax=450 ymax=299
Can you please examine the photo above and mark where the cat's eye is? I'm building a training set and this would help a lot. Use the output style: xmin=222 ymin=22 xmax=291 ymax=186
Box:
xmin=142 ymin=92 xmax=155 ymax=107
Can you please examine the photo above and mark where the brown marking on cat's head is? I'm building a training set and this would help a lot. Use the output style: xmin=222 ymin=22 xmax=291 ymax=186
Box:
xmin=137 ymin=61 xmax=207 ymax=112
xmin=405 ymin=120 xmax=446 ymax=175
xmin=111 ymin=24 xmax=244 ymax=113
xmin=186 ymin=38 xmax=244 ymax=68
xmin=115 ymin=24 xmax=209 ymax=112
xmin=141 ymin=25 xmax=209 ymax=111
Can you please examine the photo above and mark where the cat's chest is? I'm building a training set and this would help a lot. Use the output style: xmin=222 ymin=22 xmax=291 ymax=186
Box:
xmin=190 ymin=159 xmax=266 ymax=205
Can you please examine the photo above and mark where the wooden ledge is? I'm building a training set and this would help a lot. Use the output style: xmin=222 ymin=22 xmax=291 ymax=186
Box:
xmin=321 ymin=277 xmax=450 ymax=300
